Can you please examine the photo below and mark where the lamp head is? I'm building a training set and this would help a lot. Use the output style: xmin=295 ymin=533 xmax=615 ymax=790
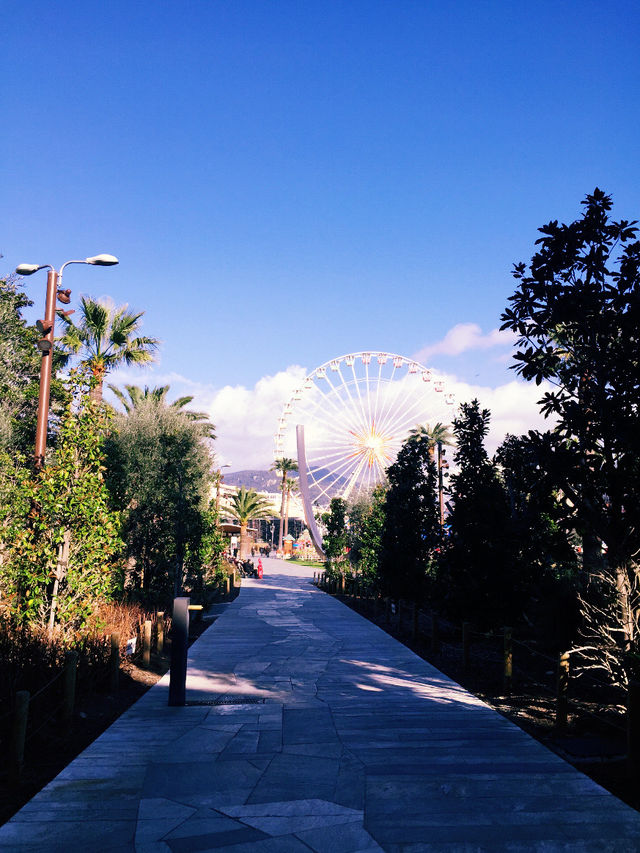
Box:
xmin=85 ymin=254 xmax=119 ymax=266
xmin=16 ymin=263 xmax=45 ymax=276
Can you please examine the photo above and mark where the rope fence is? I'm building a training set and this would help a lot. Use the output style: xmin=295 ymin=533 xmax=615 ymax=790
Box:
xmin=314 ymin=569 xmax=639 ymax=767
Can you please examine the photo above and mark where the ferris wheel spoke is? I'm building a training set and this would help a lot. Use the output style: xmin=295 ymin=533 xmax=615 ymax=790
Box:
xmin=311 ymin=452 xmax=361 ymax=493
xmin=349 ymin=360 xmax=372 ymax=435
xmin=381 ymin=388 xmax=437 ymax=437
xmin=343 ymin=453 xmax=370 ymax=501
xmin=375 ymin=363 xmax=403 ymax=434
xmin=330 ymin=364 xmax=368 ymax=435
xmin=301 ymin=386 xmax=365 ymax=439
xmin=384 ymin=398 xmax=450 ymax=446
xmin=376 ymin=369 xmax=412 ymax=438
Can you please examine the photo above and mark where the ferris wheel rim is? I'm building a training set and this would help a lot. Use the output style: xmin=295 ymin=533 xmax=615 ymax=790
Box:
xmin=274 ymin=349 xmax=456 ymax=493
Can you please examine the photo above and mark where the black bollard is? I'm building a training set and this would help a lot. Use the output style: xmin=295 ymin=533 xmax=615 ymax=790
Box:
xmin=168 ymin=596 xmax=190 ymax=706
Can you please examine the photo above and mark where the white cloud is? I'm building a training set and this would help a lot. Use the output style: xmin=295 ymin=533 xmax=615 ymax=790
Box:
xmin=104 ymin=361 xmax=552 ymax=472
xmin=438 ymin=373 xmax=554 ymax=454
xmin=414 ymin=323 xmax=517 ymax=361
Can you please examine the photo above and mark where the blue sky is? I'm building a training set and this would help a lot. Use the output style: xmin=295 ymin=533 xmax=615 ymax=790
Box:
xmin=4 ymin=1 xmax=640 ymax=468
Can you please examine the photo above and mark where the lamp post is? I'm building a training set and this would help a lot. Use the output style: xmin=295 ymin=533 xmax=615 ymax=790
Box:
xmin=15 ymin=254 xmax=119 ymax=468
xmin=215 ymin=463 xmax=232 ymax=515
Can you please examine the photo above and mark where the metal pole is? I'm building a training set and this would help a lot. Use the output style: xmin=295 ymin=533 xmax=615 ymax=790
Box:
xmin=168 ymin=597 xmax=190 ymax=706
xmin=34 ymin=270 xmax=58 ymax=468
xmin=437 ymin=441 xmax=444 ymax=531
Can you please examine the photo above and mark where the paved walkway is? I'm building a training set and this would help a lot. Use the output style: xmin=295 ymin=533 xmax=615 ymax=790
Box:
xmin=2 ymin=558 xmax=640 ymax=852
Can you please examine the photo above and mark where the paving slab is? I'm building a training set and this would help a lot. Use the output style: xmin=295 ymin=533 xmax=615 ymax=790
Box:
xmin=1 ymin=557 xmax=639 ymax=852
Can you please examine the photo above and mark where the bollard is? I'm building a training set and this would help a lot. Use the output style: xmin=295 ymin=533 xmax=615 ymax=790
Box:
xmin=169 ymin=597 xmax=190 ymax=706
xmin=628 ymin=681 xmax=640 ymax=774
xmin=340 ymin=573 xmax=345 ymax=593
xmin=9 ymin=690 xmax=30 ymax=784
xmin=503 ymin=627 xmax=513 ymax=695
xmin=110 ymin=633 xmax=120 ymax=692
xmin=225 ymin=576 xmax=230 ymax=596
xmin=462 ymin=622 xmax=471 ymax=671
xmin=412 ymin=602 xmax=419 ymax=639
xmin=62 ymin=650 xmax=78 ymax=728
xmin=556 ymin=651 xmax=570 ymax=730
xmin=431 ymin=614 xmax=440 ymax=653
xmin=143 ymin=620 xmax=152 ymax=669
xmin=157 ymin=614 xmax=165 ymax=655
xmin=385 ymin=597 xmax=391 ymax=624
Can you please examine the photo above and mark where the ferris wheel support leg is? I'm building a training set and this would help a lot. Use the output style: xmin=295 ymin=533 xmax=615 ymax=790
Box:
xmin=296 ymin=424 xmax=326 ymax=558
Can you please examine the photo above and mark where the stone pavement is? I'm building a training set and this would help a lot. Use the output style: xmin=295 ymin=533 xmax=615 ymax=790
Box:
xmin=2 ymin=558 xmax=640 ymax=852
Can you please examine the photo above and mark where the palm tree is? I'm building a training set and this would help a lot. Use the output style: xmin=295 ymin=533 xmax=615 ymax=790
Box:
xmin=226 ymin=487 xmax=273 ymax=558
xmin=107 ymin=383 xmax=215 ymax=439
xmin=271 ymin=458 xmax=298 ymax=551
xmin=57 ymin=297 xmax=159 ymax=401
xmin=409 ymin=421 xmax=453 ymax=456
xmin=283 ymin=478 xmax=299 ymax=545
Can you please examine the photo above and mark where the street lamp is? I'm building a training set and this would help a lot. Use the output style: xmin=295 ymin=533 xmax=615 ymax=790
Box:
xmin=15 ymin=254 xmax=119 ymax=467
xmin=215 ymin=463 xmax=232 ymax=515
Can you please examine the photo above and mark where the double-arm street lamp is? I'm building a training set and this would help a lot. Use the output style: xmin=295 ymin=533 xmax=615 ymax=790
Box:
xmin=15 ymin=254 xmax=119 ymax=468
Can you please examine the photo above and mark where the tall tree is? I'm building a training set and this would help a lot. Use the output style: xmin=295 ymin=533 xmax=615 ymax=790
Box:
xmin=0 ymin=368 xmax=123 ymax=630
xmin=225 ymin=487 xmax=273 ymax=558
xmin=57 ymin=297 xmax=159 ymax=401
xmin=322 ymin=497 xmax=348 ymax=575
xmin=409 ymin=421 xmax=453 ymax=455
xmin=500 ymin=188 xmax=640 ymax=675
xmin=438 ymin=400 xmax=512 ymax=625
xmin=104 ymin=399 xmax=212 ymax=604
xmin=379 ymin=433 xmax=439 ymax=600
xmin=271 ymin=458 xmax=298 ymax=551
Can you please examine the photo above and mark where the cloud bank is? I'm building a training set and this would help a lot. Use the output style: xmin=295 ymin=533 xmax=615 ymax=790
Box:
xmin=414 ymin=323 xmax=517 ymax=362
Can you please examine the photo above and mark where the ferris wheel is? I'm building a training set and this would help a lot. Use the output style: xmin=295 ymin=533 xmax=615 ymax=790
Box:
xmin=274 ymin=351 xmax=455 ymax=508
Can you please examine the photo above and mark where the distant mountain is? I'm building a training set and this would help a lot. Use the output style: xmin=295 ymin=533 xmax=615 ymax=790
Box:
xmin=224 ymin=468 xmax=347 ymax=504
xmin=224 ymin=470 xmax=296 ymax=493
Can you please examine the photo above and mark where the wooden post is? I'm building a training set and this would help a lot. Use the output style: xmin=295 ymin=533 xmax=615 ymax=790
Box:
xmin=431 ymin=614 xmax=439 ymax=653
xmin=503 ymin=627 xmax=513 ymax=695
xmin=628 ymin=681 xmax=640 ymax=773
xmin=412 ymin=602 xmax=419 ymax=639
xmin=225 ymin=576 xmax=230 ymax=595
xmin=143 ymin=620 xmax=152 ymax=668
xmin=462 ymin=622 xmax=471 ymax=671
xmin=556 ymin=651 xmax=570 ymax=730
xmin=156 ymin=614 xmax=165 ymax=655
xmin=9 ymin=690 xmax=30 ymax=783
xmin=62 ymin=650 xmax=78 ymax=728
xmin=109 ymin=632 xmax=120 ymax=693
xmin=340 ymin=573 xmax=345 ymax=593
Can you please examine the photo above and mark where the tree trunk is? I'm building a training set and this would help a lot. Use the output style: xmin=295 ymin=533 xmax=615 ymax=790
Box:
xmin=240 ymin=523 xmax=250 ymax=559
xmin=284 ymin=488 xmax=291 ymax=546
xmin=278 ymin=475 xmax=286 ymax=551
xmin=616 ymin=563 xmax=636 ymax=652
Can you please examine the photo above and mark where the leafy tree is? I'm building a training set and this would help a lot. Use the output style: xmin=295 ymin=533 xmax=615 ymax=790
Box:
xmin=225 ymin=487 xmax=273 ymax=558
xmin=437 ymin=400 xmax=512 ymax=625
xmin=500 ymin=188 xmax=640 ymax=673
xmin=271 ymin=458 xmax=298 ymax=551
xmin=0 ymin=368 xmax=123 ymax=631
xmin=57 ymin=297 xmax=159 ymax=401
xmin=348 ymin=485 xmax=386 ymax=581
xmin=379 ymin=433 xmax=439 ymax=600
xmin=495 ymin=433 xmax=579 ymax=644
xmin=104 ymin=400 xmax=212 ymax=603
xmin=322 ymin=497 xmax=348 ymax=575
